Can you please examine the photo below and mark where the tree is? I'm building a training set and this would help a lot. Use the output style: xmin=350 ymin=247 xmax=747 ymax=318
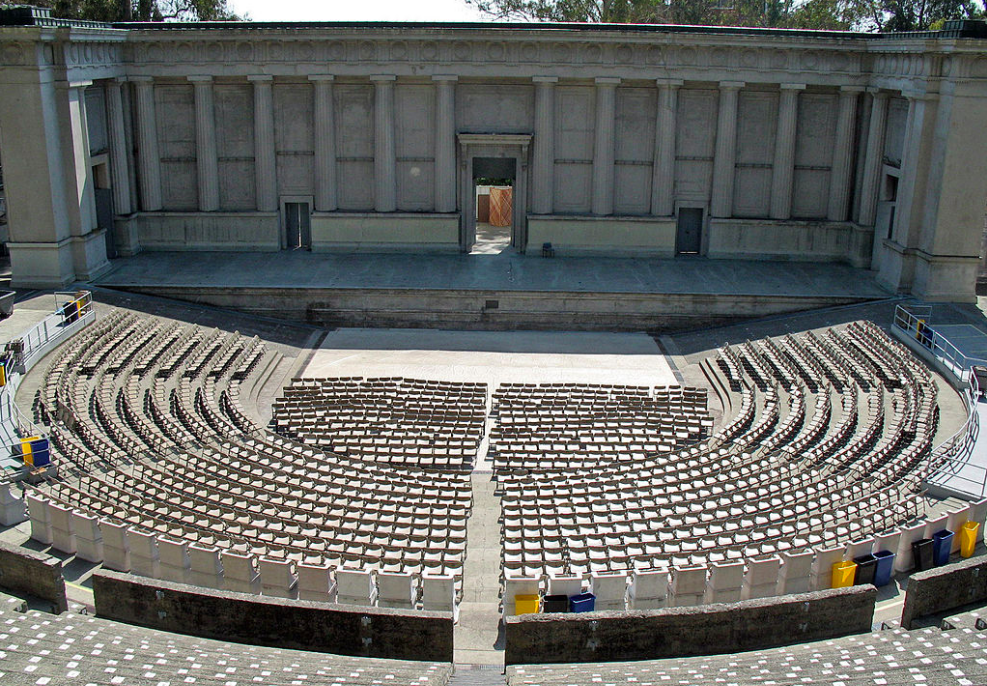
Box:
xmin=0 ymin=0 xmax=241 ymax=22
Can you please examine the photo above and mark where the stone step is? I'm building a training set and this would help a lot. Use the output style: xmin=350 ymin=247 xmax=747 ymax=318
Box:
xmin=449 ymin=663 xmax=506 ymax=686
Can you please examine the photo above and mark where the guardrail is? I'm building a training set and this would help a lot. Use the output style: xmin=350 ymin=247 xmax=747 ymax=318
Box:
xmin=892 ymin=304 xmax=987 ymax=498
xmin=16 ymin=291 xmax=94 ymax=372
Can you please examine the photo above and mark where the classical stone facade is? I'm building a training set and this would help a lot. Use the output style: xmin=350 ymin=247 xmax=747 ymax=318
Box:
xmin=2 ymin=8 xmax=987 ymax=300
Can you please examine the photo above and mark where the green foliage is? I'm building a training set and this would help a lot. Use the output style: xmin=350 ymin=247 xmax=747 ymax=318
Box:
xmin=0 ymin=0 xmax=240 ymax=22
xmin=465 ymin=0 xmax=986 ymax=31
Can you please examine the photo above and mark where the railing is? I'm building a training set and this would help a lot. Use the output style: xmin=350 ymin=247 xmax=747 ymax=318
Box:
xmin=925 ymin=369 xmax=986 ymax=498
xmin=892 ymin=304 xmax=987 ymax=384
xmin=16 ymin=291 xmax=94 ymax=371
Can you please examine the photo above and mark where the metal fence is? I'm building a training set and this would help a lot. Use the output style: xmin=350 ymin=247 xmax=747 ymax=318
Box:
xmin=17 ymin=291 xmax=94 ymax=370
xmin=892 ymin=304 xmax=987 ymax=384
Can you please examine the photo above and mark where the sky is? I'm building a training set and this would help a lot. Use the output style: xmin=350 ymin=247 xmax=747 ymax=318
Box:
xmin=228 ymin=0 xmax=496 ymax=23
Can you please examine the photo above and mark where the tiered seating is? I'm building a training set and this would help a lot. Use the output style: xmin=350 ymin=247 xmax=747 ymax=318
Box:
xmin=0 ymin=597 xmax=452 ymax=685
xmin=31 ymin=312 xmax=471 ymax=610
xmin=498 ymin=322 xmax=944 ymax=607
xmin=488 ymin=384 xmax=711 ymax=471
xmin=273 ymin=377 xmax=487 ymax=469
xmin=507 ymin=624 xmax=987 ymax=685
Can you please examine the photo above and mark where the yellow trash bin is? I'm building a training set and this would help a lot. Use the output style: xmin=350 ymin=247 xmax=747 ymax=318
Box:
xmin=960 ymin=521 xmax=979 ymax=558
xmin=831 ymin=560 xmax=857 ymax=588
xmin=514 ymin=594 xmax=540 ymax=615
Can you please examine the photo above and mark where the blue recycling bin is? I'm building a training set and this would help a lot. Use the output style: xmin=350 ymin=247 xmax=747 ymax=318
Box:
xmin=569 ymin=592 xmax=596 ymax=613
xmin=872 ymin=550 xmax=896 ymax=587
xmin=932 ymin=529 xmax=955 ymax=566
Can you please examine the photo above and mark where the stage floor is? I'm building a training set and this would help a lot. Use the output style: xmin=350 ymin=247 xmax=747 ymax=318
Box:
xmin=303 ymin=327 xmax=678 ymax=387
xmin=96 ymin=250 xmax=890 ymax=298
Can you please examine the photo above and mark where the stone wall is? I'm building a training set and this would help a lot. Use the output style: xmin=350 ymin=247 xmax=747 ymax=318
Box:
xmin=504 ymin=586 xmax=876 ymax=665
xmin=901 ymin=556 xmax=987 ymax=629
xmin=0 ymin=539 xmax=69 ymax=613
xmin=92 ymin=570 xmax=454 ymax=662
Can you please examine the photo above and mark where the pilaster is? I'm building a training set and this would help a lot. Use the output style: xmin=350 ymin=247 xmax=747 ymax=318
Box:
xmin=189 ymin=76 xmax=219 ymax=212
xmin=106 ymin=78 xmax=132 ymax=217
xmin=372 ymin=75 xmax=397 ymax=213
xmin=651 ymin=79 xmax=682 ymax=217
xmin=711 ymin=81 xmax=744 ymax=218
xmin=433 ymin=75 xmax=458 ymax=213
xmin=592 ymin=77 xmax=620 ymax=216
xmin=827 ymin=86 xmax=863 ymax=221
xmin=248 ymin=75 xmax=278 ymax=212
xmin=858 ymin=90 xmax=889 ymax=227
xmin=769 ymin=83 xmax=805 ymax=220
xmin=132 ymin=76 xmax=162 ymax=212
xmin=531 ymin=76 xmax=558 ymax=215
xmin=309 ymin=75 xmax=337 ymax=212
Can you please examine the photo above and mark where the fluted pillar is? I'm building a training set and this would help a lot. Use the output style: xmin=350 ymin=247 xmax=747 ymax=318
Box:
xmin=188 ymin=76 xmax=219 ymax=212
xmin=769 ymin=83 xmax=805 ymax=220
xmin=433 ymin=75 xmax=457 ymax=213
xmin=309 ymin=75 xmax=337 ymax=212
xmin=106 ymin=77 xmax=132 ymax=216
xmin=248 ymin=75 xmax=278 ymax=213
xmin=132 ymin=76 xmax=162 ymax=212
xmin=592 ymin=77 xmax=620 ymax=216
xmin=858 ymin=90 xmax=889 ymax=227
xmin=531 ymin=76 xmax=558 ymax=215
xmin=372 ymin=75 xmax=397 ymax=213
xmin=651 ymin=79 xmax=682 ymax=217
xmin=827 ymin=86 xmax=863 ymax=221
xmin=710 ymin=81 xmax=744 ymax=218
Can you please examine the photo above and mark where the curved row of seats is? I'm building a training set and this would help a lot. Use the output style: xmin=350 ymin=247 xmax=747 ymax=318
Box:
xmin=29 ymin=311 xmax=471 ymax=609
xmin=0 ymin=591 xmax=452 ymax=685
xmin=498 ymin=321 xmax=953 ymax=607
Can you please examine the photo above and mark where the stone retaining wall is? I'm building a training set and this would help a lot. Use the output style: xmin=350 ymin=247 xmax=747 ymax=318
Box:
xmin=901 ymin=556 xmax=987 ymax=629
xmin=0 ymin=539 xmax=68 ymax=613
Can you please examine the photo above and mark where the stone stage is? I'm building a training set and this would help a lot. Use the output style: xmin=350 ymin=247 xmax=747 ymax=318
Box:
xmin=94 ymin=250 xmax=892 ymax=332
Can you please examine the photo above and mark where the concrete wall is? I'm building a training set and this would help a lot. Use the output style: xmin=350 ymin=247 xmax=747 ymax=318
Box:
xmin=92 ymin=570 xmax=453 ymax=662
xmin=311 ymin=213 xmax=459 ymax=252
xmin=135 ymin=212 xmax=280 ymax=251
xmin=901 ymin=556 xmax=987 ymax=629
xmin=504 ymin=586 xmax=876 ymax=665
xmin=708 ymin=220 xmax=872 ymax=267
xmin=526 ymin=216 xmax=676 ymax=256
xmin=0 ymin=539 xmax=69 ymax=613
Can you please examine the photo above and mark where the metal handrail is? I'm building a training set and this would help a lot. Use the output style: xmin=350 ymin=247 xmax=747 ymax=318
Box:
xmin=893 ymin=304 xmax=987 ymax=384
xmin=16 ymin=291 xmax=95 ymax=370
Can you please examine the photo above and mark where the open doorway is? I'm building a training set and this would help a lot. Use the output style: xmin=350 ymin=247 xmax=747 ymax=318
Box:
xmin=283 ymin=201 xmax=311 ymax=250
xmin=470 ymin=157 xmax=516 ymax=255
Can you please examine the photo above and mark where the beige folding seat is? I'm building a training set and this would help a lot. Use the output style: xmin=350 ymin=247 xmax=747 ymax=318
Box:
xmin=221 ymin=550 xmax=261 ymax=594
xmin=742 ymin=555 xmax=781 ymax=600
xmin=72 ymin=511 xmax=103 ymax=563
xmin=129 ymin=528 xmax=161 ymax=578
xmin=100 ymin=519 xmax=131 ymax=572
xmin=188 ymin=544 xmax=224 ymax=589
xmin=336 ymin=568 xmax=376 ymax=606
xmin=894 ymin=521 xmax=928 ymax=573
xmin=48 ymin=502 xmax=77 ymax=554
xmin=296 ymin=561 xmax=336 ymax=602
xmin=157 ymin=537 xmax=192 ymax=585
xmin=0 ymin=484 xmax=26 ymax=526
xmin=809 ymin=546 xmax=846 ymax=591
xmin=503 ymin=575 xmax=540 ymax=616
xmin=628 ymin=569 xmax=669 ymax=610
xmin=377 ymin=571 xmax=418 ymax=609
xmin=259 ymin=557 xmax=298 ymax=599
xmin=590 ymin=572 xmax=628 ymax=611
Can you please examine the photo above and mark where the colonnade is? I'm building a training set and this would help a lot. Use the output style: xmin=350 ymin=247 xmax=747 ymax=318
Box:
xmin=115 ymin=74 xmax=891 ymax=224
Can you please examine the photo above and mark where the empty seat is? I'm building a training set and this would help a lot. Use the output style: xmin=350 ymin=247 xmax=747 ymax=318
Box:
xmin=48 ymin=502 xmax=76 ymax=554
xmin=421 ymin=574 xmax=457 ymax=617
xmin=99 ymin=519 xmax=131 ymax=572
xmin=705 ymin=561 xmax=744 ymax=604
xmin=259 ymin=557 xmax=298 ymax=599
xmin=590 ymin=572 xmax=628 ymax=611
xmin=0 ymin=484 xmax=26 ymax=526
xmin=628 ymin=570 xmax=669 ymax=610
xmin=157 ymin=537 xmax=191 ymax=585
xmin=71 ymin=511 xmax=103 ymax=563
xmin=779 ymin=549 xmax=813 ymax=595
xmin=26 ymin=493 xmax=52 ymax=545
xmin=336 ymin=568 xmax=376 ymax=606
xmin=296 ymin=561 xmax=336 ymax=603
xmin=377 ymin=571 xmax=418 ymax=609
xmin=128 ymin=528 xmax=161 ymax=578
xmin=221 ymin=550 xmax=260 ymax=594
xmin=188 ymin=544 xmax=224 ymax=589
xmin=742 ymin=555 xmax=781 ymax=600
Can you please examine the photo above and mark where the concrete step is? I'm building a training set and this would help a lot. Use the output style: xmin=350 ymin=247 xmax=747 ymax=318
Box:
xmin=449 ymin=663 xmax=506 ymax=685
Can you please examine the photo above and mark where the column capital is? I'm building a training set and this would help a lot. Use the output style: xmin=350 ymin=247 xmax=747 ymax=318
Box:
xmin=308 ymin=74 xmax=335 ymax=82
xmin=902 ymin=88 xmax=936 ymax=102
xmin=432 ymin=74 xmax=458 ymax=82
xmin=533 ymin=75 xmax=559 ymax=84
xmin=67 ymin=79 xmax=92 ymax=90
xmin=113 ymin=76 xmax=128 ymax=84
xmin=248 ymin=74 xmax=274 ymax=83
xmin=718 ymin=80 xmax=746 ymax=90
xmin=187 ymin=75 xmax=214 ymax=84
xmin=867 ymin=87 xmax=890 ymax=99
xmin=839 ymin=85 xmax=866 ymax=93
xmin=370 ymin=74 xmax=397 ymax=82
xmin=779 ymin=83 xmax=807 ymax=91
xmin=656 ymin=78 xmax=684 ymax=88
xmin=595 ymin=77 xmax=621 ymax=86
xmin=130 ymin=75 xmax=154 ymax=84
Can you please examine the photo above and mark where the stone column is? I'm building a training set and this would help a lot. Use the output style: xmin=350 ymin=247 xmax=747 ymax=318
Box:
xmin=132 ymin=76 xmax=162 ymax=212
xmin=433 ymin=75 xmax=457 ymax=213
xmin=651 ymin=79 xmax=682 ymax=217
xmin=710 ymin=81 xmax=744 ymax=218
xmin=309 ymin=75 xmax=337 ymax=213
xmin=769 ymin=83 xmax=805 ymax=220
xmin=858 ymin=90 xmax=889 ymax=227
xmin=592 ymin=77 xmax=620 ymax=216
xmin=65 ymin=81 xmax=97 ymax=235
xmin=188 ymin=76 xmax=219 ymax=212
xmin=372 ymin=75 xmax=397 ymax=213
xmin=246 ymin=76 xmax=278 ymax=213
xmin=106 ymin=78 xmax=132 ymax=217
xmin=827 ymin=86 xmax=863 ymax=222
xmin=531 ymin=76 xmax=558 ymax=215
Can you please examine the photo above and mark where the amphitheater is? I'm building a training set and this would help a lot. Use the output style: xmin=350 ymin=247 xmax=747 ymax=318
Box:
xmin=4 ymin=6 xmax=987 ymax=686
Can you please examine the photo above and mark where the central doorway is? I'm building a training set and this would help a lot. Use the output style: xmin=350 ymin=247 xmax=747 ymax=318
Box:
xmin=457 ymin=134 xmax=531 ymax=254
xmin=472 ymin=156 xmax=515 ymax=255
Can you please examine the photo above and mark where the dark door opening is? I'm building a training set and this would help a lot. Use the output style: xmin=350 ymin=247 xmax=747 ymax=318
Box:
xmin=285 ymin=202 xmax=311 ymax=250
xmin=471 ymin=157 xmax=516 ymax=255
xmin=93 ymin=163 xmax=116 ymax=259
xmin=676 ymin=208 xmax=704 ymax=255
